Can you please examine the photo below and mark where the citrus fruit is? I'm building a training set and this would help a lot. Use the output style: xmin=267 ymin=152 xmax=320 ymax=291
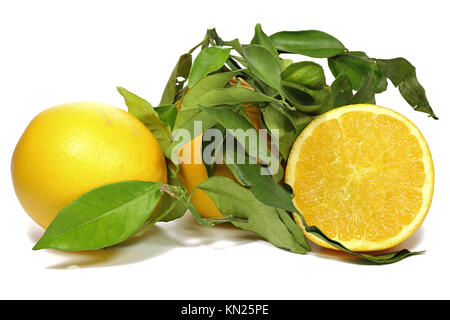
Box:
xmin=285 ymin=104 xmax=434 ymax=251
xmin=176 ymin=78 xmax=261 ymax=219
xmin=11 ymin=102 xmax=167 ymax=229
xmin=178 ymin=136 xmax=235 ymax=219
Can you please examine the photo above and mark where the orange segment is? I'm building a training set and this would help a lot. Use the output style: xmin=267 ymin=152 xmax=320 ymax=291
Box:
xmin=285 ymin=104 xmax=434 ymax=251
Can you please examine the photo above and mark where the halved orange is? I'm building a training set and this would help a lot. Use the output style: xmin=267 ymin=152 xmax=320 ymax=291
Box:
xmin=285 ymin=104 xmax=434 ymax=251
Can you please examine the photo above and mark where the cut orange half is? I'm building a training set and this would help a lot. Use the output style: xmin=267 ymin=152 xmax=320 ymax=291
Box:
xmin=285 ymin=104 xmax=434 ymax=251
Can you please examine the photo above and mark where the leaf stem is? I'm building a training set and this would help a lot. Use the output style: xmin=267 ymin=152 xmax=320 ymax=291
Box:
xmin=189 ymin=35 xmax=210 ymax=54
xmin=206 ymin=28 xmax=224 ymax=46
xmin=339 ymin=53 xmax=376 ymax=64
xmin=161 ymin=184 xmax=176 ymax=198
xmin=203 ymin=216 xmax=248 ymax=224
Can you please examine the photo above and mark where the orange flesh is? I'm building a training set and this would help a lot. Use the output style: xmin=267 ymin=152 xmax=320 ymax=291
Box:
xmin=293 ymin=111 xmax=426 ymax=242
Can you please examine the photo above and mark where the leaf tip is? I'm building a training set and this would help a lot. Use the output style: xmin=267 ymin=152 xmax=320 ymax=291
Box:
xmin=116 ymin=86 xmax=128 ymax=97
xmin=32 ymin=241 xmax=46 ymax=251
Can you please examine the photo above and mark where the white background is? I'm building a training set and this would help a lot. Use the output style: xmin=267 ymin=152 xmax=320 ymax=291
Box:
xmin=1 ymin=0 xmax=449 ymax=299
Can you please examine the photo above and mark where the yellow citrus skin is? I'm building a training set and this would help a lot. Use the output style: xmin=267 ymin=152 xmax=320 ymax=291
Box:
xmin=11 ymin=102 xmax=167 ymax=229
xmin=285 ymin=104 xmax=434 ymax=251
xmin=178 ymin=136 xmax=236 ymax=219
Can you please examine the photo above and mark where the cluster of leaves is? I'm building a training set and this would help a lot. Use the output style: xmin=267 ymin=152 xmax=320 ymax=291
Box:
xmin=34 ymin=25 xmax=437 ymax=264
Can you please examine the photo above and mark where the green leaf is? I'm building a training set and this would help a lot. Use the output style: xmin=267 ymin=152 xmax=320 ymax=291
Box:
xmin=221 ymin=143 xmax=297 ymax=214
xmin=202 ymin=124 xmax=226 ymax=177
xmin=260 ymin=104 xmax=297 ymax=160
xmin=172 ymin=71 xmax=238 ymax=148
xmin=328 ymin=52 xmax=388 ymax=93
xmin=188 ymin=47 xmax=231 ymax=88
xmin=376 ymin=58 xmax=438 ymax=119
xmin=294 ymin=213 xmax=424 ymax=264
xmin=117 ymin=87 xmax=172 ymax=156
xmin=347 ymin=74 xmax=376 ymax=104
xmin=160 ymin=53 xmax=192 ymax=105
xmin=399 ymin=71 xmax=438 ymax=119
xmin=282 ymin=83 xmax=314 ymax=107
xmin=206 ymin=28 xmax=225 ymax=46
xmin=270 ymin=30 xmax=346 ymax=58
xmin=33 ymin=181 xmax=163 ymax=251
xmin=198 ymin=177 xmax=309 ymax=254
xmin=281 ymin=61 xmax=326 ymax=89
xmin=224 ymin=38 xmax=245 ymax=57
xmin=281 ymin=108 xmax=313 ymax=133
xmin=230 ymin=55 xmax=248 ymax=68
xmin=243 ymin=44 xmax=282 ymax=91
xmin=331 ymin=73 xmax=353 ymax=108
xmin=176 ymin=71 xmax=239 ymax=119
xmin=280 ymin=59 xmax=293 ymax=72
xmin=196 ymin=86 xmax=279 ymax=107
xmin=376 ymin=58 xmax=415 ymax=86
xmin=155 ymin=104 xmax=177 ymax=129
xmin=251 ymin=23 xmax=278 ymax=57
xmin=277 ymin=210 xmax=311 ymax=251
xmin=263 ymin=102 xmax=312 ymax=137
xmin=199 ymin=106 xmax=286 ymax=179
xmin=199 ymin=105 xmax=260 ymax=161
xmin=282 ymin=80 xmax=333 ymax=114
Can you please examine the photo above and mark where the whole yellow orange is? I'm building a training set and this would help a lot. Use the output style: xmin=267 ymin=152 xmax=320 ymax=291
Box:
xmin=11 ymin=102 xmax=167 ymax=229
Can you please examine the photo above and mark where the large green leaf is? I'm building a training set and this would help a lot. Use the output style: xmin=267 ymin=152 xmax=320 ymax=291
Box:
xmin=243 ymin=44 xmax=282 ymax=91
xmin=117 ymin=87 xmax=172 ymax=156
xmin=160 ymin=53 xmax=192 ymax=105
xmin=33 ymin=181 xmax=162 ymax=251
xmin=270 ymin=30 xmax=346 ymax=58
xmin=188 ymin=47 xmax=231 ymax=88
xmin=198 ymin=177 xmax=309 ymax=254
